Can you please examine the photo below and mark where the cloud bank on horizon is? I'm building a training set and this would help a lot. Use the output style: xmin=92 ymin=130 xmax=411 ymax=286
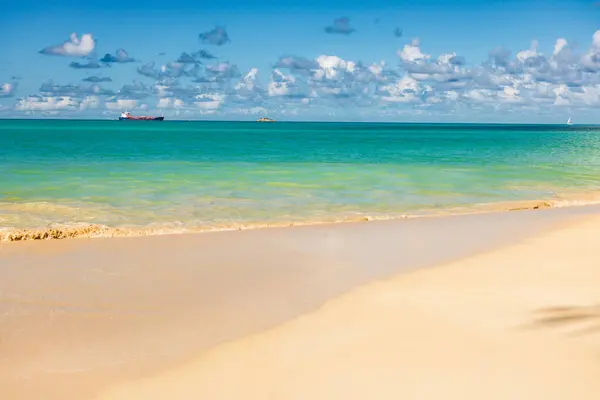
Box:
xmin=3 ymin=16 xmax=600 ymax=121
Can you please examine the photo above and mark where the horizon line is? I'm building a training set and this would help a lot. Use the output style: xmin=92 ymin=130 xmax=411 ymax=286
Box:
xmin=0 ymin=118 xmax=592 ymax=126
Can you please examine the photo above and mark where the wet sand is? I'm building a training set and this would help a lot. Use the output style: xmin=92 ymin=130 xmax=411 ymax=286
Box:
xmin=1 ymin=205 xmax=600 ymax=399
xmin=3 ymin=195 xmax=599 ymax=242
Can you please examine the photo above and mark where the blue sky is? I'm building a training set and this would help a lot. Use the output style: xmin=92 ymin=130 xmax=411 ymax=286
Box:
xmin=1 ymin=0 xmax=599 ymax=122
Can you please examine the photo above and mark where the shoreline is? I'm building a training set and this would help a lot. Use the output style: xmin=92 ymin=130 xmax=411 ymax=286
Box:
xmin=2 ymin=205 xmax=600 ymax=399
xmin=3 ymin=191 xmax=600 ymax=242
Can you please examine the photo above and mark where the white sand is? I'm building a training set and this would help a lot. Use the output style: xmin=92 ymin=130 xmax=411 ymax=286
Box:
xmin=96 ymin=215 xmax=600 ymax=400
xmin=2 ymin=206 xmax=599 ymax=399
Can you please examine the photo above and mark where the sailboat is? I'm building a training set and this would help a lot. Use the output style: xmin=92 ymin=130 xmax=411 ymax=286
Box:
xmin=566 ymin=117 xmax=573 ymax=126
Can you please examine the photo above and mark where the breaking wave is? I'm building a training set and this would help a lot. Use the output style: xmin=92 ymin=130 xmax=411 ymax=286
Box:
xmin=1 ymin=197 xmax=589 ymax=242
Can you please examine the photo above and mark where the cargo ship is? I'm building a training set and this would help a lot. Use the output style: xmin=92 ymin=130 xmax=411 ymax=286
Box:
xmin=119 ymin=111 xmax=164 ymax=121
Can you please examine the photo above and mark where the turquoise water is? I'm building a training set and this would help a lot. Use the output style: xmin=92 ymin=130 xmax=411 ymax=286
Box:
xmin=1 ymin=119 xmax=600 ymax=235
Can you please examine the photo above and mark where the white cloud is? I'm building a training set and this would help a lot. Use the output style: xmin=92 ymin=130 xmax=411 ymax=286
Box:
xmin=268 ymin=69 xmax=297 ymax=97
xmin=550 ymin=84 xmax=600 ymax=107
xmin=397 ymin=42 xmax=430 ymax=63
xmin=368 ymin=61 xmax=385 ymax=76
xmin=194 ymin=93 xmax=224 ymax=113
xmin=0 ymin=82 xmax=15 ymax=97
xmin=105 ymin=99 xmax=138 ymax=110
xmin=235 ymin=68 xmax=260 ymax=90
xmin=16 ymin=96 xmax=79 ymax=111
xmin=593 ymin=30 xmax=600 ymax=50
xmin=230 ymin=106 xmax=268 ymax=116
xmin=497 ymin=86 xmax=522 ymax=103
xmin=157 ymin=97 xmax=185 ymax=109
xmin=581 ymin=30 xmax=600 ymax=72
xmin=11 ymin=29 xmax=600 ymax=120
xmin=39 ymin=33 xmax=96 ymax=57
xmin=80 ymin=96 xmax=100 ymax=110
xmin=516 ymin=40 xmax=540 ymax=63
xmin=462 ymin=89 xmax=495 ymax=103
xmin=553 ymin=38 xmax=568 ymax=56
xmin=379 ymin=75 xmax=422 ymax=103
xmin=233 ymin=68 xmax=265 ymax=97
xmin=314 ymin=55 xmax=356 ymax=80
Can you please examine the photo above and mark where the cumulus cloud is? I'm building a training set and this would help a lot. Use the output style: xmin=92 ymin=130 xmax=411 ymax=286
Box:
xmin=263 ymin=29 xmax=600 ymax=114
xmin=194 ymin=49 xmax=217 ymax=59
xmin=0 ymin=82 xmax=16 ymax=98
xmin=267 ymin=69 xmax=310 ymax=98
xmin=389 ymin=29 xmax=600 ymax=110
xmin=487 ymin=46 xmax=512 ymax=68
xmin=105 ymin=98 xmax=138 ymax=110
xmin=18 ymin=29 xmax=600 ymax=119
xmin=324 ymin=17 xmax=356 ymax=35
xmin=515 ymin=40 xmax=542 ymax=65
xmin=16 ymin=96 xmax=79 ymax=112
xmin=199 ymin=27 xmax=230 ymax=46
xmin=154 ymin=82 xmax=207 ymax=100
xmin=274 ymin=56 xmax=319 ymax=74
xmin=378 ymin=75 xmax=423 ymax=103
xmin=83 ymin=76 xmax=112 ymax=83
xmin=39 ymin=81 xmax=115 ymax=97
xmin=230 ymin=68 xmax=266 ymax=103
xmin=116 ymin=82 xmax=153 ymax=99
xmin=137 ymin=62 xmax=160 ymax=79
xmin=79 ymin=95 xmax=101 ymax=110
xmin=157 ymin=97 xmax=185 ymax=109
xmin=137 ymin=61 xmax=200 ymax=80
xmin=232 ymin=68 xmax=258 ymax=91
xmin=39 ymin=33 xmax=96 ymax=57
xmin=314 ymin=55 xmax=357 ymax=79
xmin=398 ymin=40 xmax=430 ymax=63
xmin=268 ymin=69 xmax=295 ymax=97
xmin=554 ymin=38 xmax=568 ymax=56
xmin=192 ymin=76 xmax=220 ymax=84
xmin=100 ymin=49 xmax=135 ymax=63
xmin=176 ymin=52 xmax=203 ymax=64
xmin=206 ymin=62 xmax=241 ymax=79
xmin=69 ymin=60 xmax=108 ymax=69
xmin=175 ymin=50 xmax=219 ymax=64
xmin=194 ymin=93 xmax=224 ymax=113
xmin=581 ymin=30 xmax=600 ymax=72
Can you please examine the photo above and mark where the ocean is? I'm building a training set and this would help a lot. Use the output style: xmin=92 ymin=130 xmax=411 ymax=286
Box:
xmin=1 ymin=119 xmax=600 ymax=239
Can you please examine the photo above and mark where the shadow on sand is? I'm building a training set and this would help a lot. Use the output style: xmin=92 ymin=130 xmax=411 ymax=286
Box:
xmin=528 ymin=305 xmax=600 ymax=336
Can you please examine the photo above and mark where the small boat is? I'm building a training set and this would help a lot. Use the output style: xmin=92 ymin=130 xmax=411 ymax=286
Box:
xmin=119 ymin=111 xmax=164 ymax=121
xmin=567 ymin=117 xmax=573 ymax=126
xmin=256 ymin=117 xmax=275 ymax=122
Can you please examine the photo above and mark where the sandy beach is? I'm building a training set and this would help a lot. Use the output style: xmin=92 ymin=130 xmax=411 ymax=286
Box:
xmin=4 ymin=4 xmax=600 ymax=400
xmin=1 ymin=206 xmax=600 ymax=399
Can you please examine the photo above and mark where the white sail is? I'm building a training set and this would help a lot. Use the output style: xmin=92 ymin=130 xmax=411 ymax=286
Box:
xmin=567 ymin=117 xmax=573 ymax=125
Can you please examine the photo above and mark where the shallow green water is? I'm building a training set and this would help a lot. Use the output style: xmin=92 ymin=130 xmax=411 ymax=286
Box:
xmin=1 ymin=119 xmax=600 ymax=232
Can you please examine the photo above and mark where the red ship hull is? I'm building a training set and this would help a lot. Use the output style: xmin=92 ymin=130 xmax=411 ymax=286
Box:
xmin=119 ymin=116 xmax=164 ymax=121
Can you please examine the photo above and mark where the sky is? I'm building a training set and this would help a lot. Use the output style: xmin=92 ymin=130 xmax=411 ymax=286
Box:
xmin=1 ymin=0 xmax=599 ymax=122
